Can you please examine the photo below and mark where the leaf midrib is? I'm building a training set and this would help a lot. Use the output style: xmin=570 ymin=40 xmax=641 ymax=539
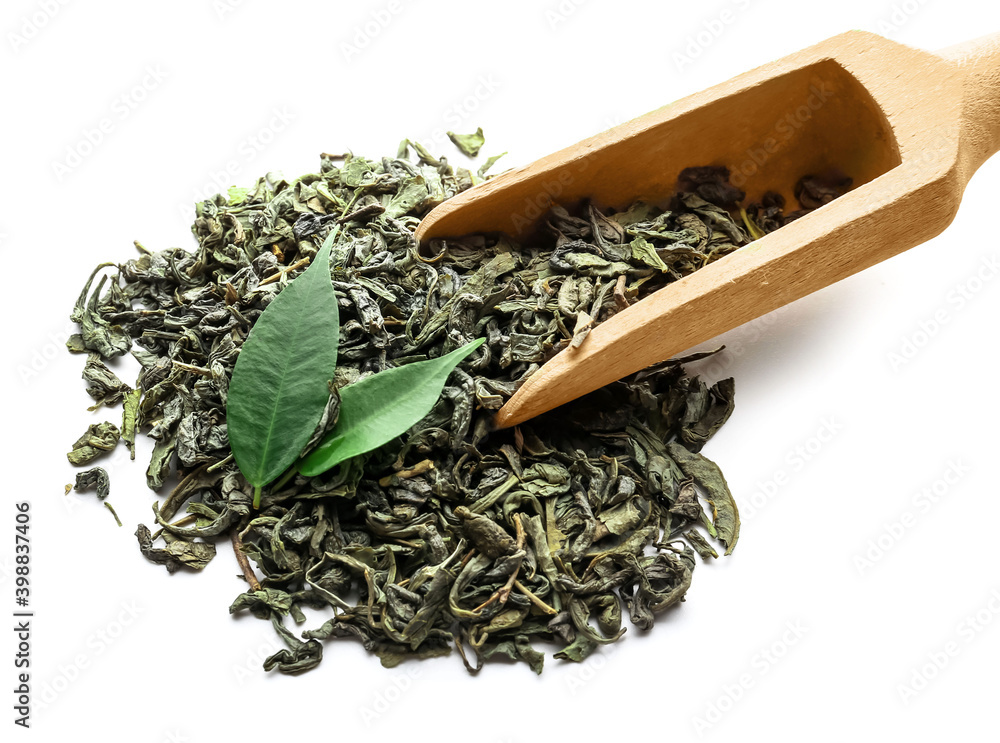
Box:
xmin=252 ymin=309 xmax=308 ymax=484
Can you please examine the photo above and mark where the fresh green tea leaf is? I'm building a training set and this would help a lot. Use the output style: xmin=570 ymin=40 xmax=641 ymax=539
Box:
xmin=300 ymin=338 xmax=484 ymax=477
xmin=227 ymin=235 xmax=340 ymax=503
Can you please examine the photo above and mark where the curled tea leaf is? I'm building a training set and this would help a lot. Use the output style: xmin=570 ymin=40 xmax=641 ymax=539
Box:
xmin=264 ymin=616 xmax=324 ymax=675
xmin=82 ymin=354 xmax=130 ymax=409
xmin=74 ymin=467 xmax=110 ymax=499
xmin=67 ymin=422 xmax=120 ymax=465
xmin=667 ymin=441 xmax=740 ymax=554
xmin=135 ymin=523 xmax=216 ymax=572
xmin=477 ymin=152 xmax=506 ymax=178
xmin=121 ymin=388 xmax=141 ymax=460
xmin=69 ymin=265 xmax=131 ymax=358
xmin=162 ymin=533 xmax=217 ymax=569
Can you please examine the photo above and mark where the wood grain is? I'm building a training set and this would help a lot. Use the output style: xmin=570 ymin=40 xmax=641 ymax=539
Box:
xmin=414 ymin=31 xmax=1000 ymax=428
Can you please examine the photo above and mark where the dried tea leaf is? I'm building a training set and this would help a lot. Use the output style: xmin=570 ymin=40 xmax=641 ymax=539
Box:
xmin=228 ymin=185 xmax=250 ymax=205
xmin=67 ymin=422 xmax=120 ymax=465
xmin=69 ymin=266 xmax=130 ymax=358
xmin=135 ymin=524 xmax=181 ymax=573
xmin=480 ymin=636 xmax=544 ymax=674
xmin=135 ymin=524 xmax=215 ymax=572
xmin=146 ymin=437 xmax=175 ymax=490
xmin=82 ymin=354 xmax=130 ymax=409
xmin=478 ymin=152 xmax=506 ymax=178
xmin=230 ymin=588 xmax=294 ymax=618
xmin=447 ymin=127 xmax=485 ymax=157
xmin=384 ymin=176 xmax=430 ymax=219
xmin=795 ymin=170 xmax=853 ymax=209
xmin=679 ymin=377 xmax=735 ymax=452
xmin=454 ymin=505 xmax=517 ymax=559
xmin=667 ymin=441 xmax=740 ymax=554
xmin=570 ymin=310 xmax=594 ymax=349
xmin=121 ymin=388 xmax=141 ymax=460
xmin=74 ymin=467 xmax=110 ymax=499
xmin=684 ymin=529 xmax=718 ymax=560
xmin=630 ymin=236 xmax=669 ymax=272
xmin=263 ymin=617 xmax=324 ymax=675
xmin=598 ymin=498 xmax=645 ymax=536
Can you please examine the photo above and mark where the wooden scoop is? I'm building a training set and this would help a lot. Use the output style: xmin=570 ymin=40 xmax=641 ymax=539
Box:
xmin=414 ymin=30 xmax=1000 ymax=429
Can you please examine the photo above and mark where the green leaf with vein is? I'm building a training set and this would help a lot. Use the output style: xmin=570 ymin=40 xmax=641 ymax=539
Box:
xmin=300 ymin=338 xmax=484 ymax=477
xmin=227 ymin=236 xmax=339 ymax=506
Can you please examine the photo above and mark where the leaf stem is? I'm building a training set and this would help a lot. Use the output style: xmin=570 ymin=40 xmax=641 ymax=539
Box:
xmin=272 ymin=464 xmax=299 ymax=492
xmin=231 ymin=524 xmax=261 ymax=591
xmin=378 ymin=459 xmax=435 ymax=486
xmin=253 ymin=484 xmax=262 ymax=509
xmin=259 ymin=257 xmax=311 ymax=286
xmin=104 ymin=502 xmax=122 ymax=527
xmin=513 ymin=580 xmax=558 ymax=615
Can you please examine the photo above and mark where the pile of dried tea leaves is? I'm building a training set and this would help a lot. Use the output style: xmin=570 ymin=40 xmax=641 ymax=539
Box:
xmin=66 ymin=138 xmax=848 ymax=674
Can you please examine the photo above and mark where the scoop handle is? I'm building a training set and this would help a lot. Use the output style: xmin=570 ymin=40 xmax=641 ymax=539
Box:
xmin=938 ymin=32 xmax=1000 ymax=177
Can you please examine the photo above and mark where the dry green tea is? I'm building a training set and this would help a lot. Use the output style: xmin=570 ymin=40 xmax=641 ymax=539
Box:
xmin=64 ymin=134 xmax=848 ymax=673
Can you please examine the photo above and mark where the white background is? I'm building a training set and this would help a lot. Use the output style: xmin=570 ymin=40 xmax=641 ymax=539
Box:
xmin=3 ymin=0 xmax=1000 ymax=740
